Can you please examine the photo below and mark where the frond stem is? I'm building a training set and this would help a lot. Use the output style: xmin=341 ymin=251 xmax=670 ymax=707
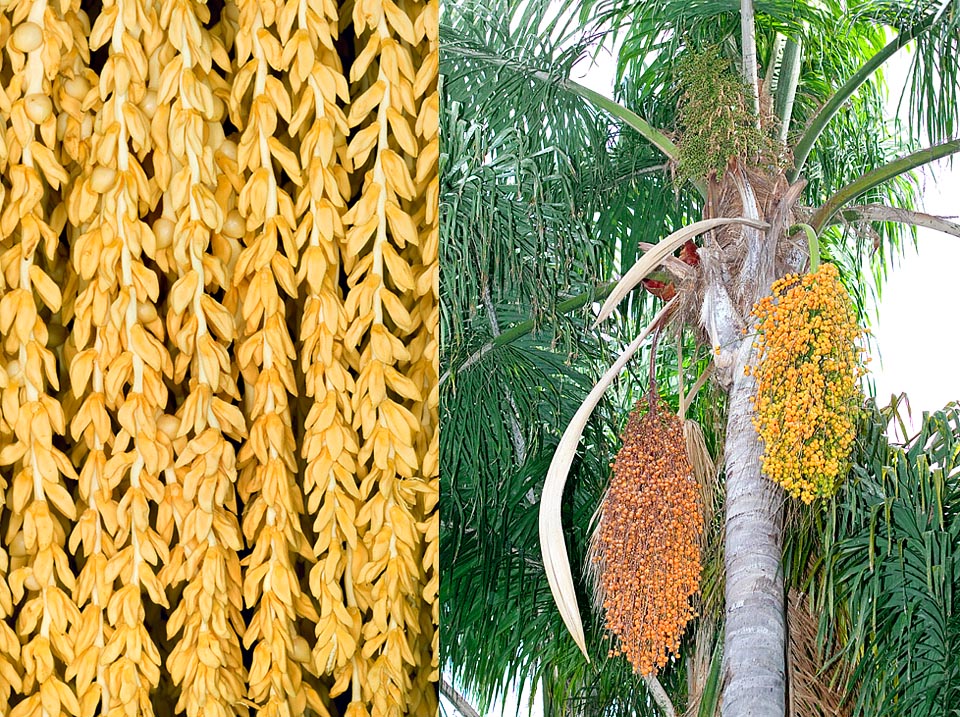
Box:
xmin=809 ymin=138 xmax=960 ymax=234
xmin=774 ymin=38 xmax=802 ymax=144
xmin=644 ymin=674 xmax=677 ymax=717
xmin=789 ymin=223 xmax=820 ymax=272
xmin=680 ymin=363 xmax=716 ymax=418
xmin=836 ymin=203 xmax=960 ymax=239
xmin=440 ymin=678 xmax=482 ymax=717
xmin=444 ymin=45 xmax=693 ymax=173
xmin=441 ymin=281 xmax=618 ymax=385
xmin=740 ymin=0 xmax=760 ymax=121
xmin=482 ymin=283 xmax=527 ymax=462
xmin=790 ymin=17 xmax=934 ymax=180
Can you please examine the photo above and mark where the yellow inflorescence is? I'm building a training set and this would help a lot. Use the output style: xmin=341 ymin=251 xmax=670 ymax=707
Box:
xmin=0 ymin=1 xmax=438 ymax=715
xmin=749 ymin=263 xmax=867 ymax=503
xmin=595 ymin=400 xmax=703 ymax=676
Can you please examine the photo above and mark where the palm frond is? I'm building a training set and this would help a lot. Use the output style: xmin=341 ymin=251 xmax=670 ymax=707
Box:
xmin=440 ymin=98 xmax=607 ymax=349
xmin=815 ymin=400 xmax=960 ymax=717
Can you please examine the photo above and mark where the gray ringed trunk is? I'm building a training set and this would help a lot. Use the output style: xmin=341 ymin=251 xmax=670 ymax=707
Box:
xmin=700 ymin=166 xmax=801 ymax=717
xmin=720 ymin=337 xmax=786 ymax=717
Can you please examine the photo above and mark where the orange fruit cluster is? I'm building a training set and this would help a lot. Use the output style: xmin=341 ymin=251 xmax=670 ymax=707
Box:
xmin=594 ymin=400 xmax=703 ymax=675
xmin=748 ymin=263 xmax=867 ymax=503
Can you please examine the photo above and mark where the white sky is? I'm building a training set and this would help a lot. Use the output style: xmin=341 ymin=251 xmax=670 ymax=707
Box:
xmin=444 ymin=24 xmax=960 ymax=717
xmin=864 ymin=54 xmax=960 ymax=436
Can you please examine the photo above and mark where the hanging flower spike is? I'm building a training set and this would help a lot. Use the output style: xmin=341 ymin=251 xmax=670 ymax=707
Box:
xmin=153 ymin=2 xmax=250 ymax=714
xmin=229 ymin=0 xmax=318 ymax=713
xmin=1 ymin=2 xmax=83 ymax=715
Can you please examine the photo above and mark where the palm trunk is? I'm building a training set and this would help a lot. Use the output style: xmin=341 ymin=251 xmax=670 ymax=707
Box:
xmin=720 ymin=338 xmax=786 ymax=717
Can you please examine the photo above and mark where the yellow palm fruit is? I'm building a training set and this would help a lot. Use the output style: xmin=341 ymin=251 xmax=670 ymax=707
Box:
xmin=749 ymin=263 xmax=866 ymax=502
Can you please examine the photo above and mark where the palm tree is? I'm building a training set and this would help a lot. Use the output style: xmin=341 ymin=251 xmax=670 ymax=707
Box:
xmin=441 ymin=1 xmax=960 ymax=716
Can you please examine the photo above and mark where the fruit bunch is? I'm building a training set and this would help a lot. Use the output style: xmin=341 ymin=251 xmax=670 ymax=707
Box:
xmin=594 ymin=399 xmax=703 ymax=676
xmin=748 ymin=263 xmax=866 ymax=503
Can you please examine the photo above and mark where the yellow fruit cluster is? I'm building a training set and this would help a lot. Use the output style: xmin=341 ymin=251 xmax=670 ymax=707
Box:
xmin=594 ymin=400 xmax=703 ymax=676
xmin=748 ymin=263 xmax=866 ymax=503
xmin=0 ymin=1 xmax=438 ymax=716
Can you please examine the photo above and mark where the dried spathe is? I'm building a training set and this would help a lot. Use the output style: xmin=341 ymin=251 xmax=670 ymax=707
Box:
xmin=594 ymin=400 xmax=703 ymax=676
xmin=0 ymin=0 xmax=438 ymax=714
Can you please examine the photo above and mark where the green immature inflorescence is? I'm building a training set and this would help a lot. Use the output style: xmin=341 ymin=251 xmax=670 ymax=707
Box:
xmin=675 ymin=46 xmax=775 ymax=182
